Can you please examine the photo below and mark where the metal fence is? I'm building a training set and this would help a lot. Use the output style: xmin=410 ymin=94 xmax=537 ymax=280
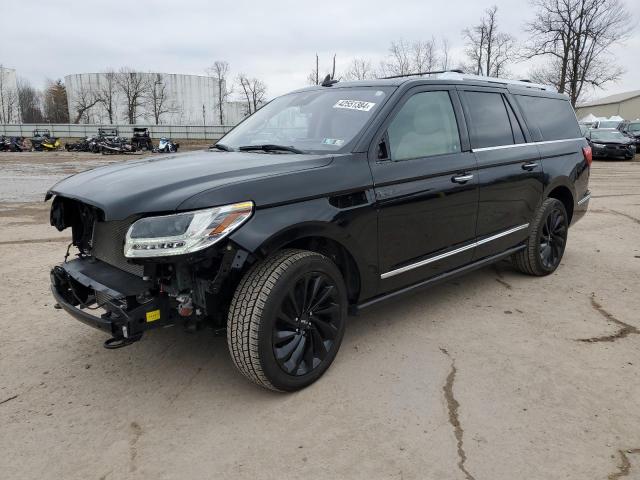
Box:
xmin=0 ymin=124 xmax=235 ymax=140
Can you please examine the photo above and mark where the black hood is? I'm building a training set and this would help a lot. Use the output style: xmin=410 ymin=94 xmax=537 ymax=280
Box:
xmin=47 ymin=150 xmax=334 ymax=220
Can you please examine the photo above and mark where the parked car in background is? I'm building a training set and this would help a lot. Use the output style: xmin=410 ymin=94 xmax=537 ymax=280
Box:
xmin=47 ymin=72 xmax=591 ymax=391
xmin=579 ymin=124 xmax=590 ymax=137
xmin=587 ymin=129 xmax=636 ymax=160
xmin=593 ymin=119 xmax=623 ymax=130
xmin=620 ymin=121 xmax=640 ymax=149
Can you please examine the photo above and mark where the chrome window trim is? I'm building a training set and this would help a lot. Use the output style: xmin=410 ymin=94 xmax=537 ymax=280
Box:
xmin=380 ymin=223 xmax=530 ymax=279
xmin=471 ymin=137 xmax=584 ymax=153
xmin=577 ymin=192 xmax=591 ymax=206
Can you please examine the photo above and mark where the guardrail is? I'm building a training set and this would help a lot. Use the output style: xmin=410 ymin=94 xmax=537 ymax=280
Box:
xmin=0 ymin=124 xmax=235 ymax=140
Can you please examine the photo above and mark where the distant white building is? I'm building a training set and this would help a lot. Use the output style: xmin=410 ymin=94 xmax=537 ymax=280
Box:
xmin=65 ymin=72 xmax=246 ymax=126
xmin=0 ymin=66 xmax=21 ymax=123
xmin=575 ymin=90 xmax=640 ymax=121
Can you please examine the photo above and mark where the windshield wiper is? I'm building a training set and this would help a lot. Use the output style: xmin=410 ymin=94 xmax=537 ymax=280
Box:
xmin=209 ymin=143 xmax=233 ymax=151
xmin=238 ymin=144 xmax=305 ymax=154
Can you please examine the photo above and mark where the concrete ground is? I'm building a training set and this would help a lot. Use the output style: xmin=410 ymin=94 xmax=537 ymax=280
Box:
xmin=0 ymin=151 xmax=639 ymax=480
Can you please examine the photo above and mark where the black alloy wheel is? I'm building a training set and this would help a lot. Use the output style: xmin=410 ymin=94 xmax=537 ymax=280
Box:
xmin=272 ymin=271 xmax=342 ymax=377
xmin=539 ymin=205 xmax=567 ymax=270
xmin=512 ymin=198 xmax=569 ymax=276
xmin=227 ymin=249 xmax=347 ymax=391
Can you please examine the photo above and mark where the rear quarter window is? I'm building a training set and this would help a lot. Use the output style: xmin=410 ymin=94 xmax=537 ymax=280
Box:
xmin=514 ymin=95 xmax=581 ymax=142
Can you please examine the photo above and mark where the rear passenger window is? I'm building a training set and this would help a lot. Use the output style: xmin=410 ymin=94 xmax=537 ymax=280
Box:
xmin=464 ymin=91 xmax=514 ymax=149
xmin=514 ymin=95 xmax=581 ymax=141
xmin=387 ymin=91 xmax=461 ymax=161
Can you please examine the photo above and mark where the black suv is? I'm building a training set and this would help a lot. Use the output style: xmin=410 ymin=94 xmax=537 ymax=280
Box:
xmin=47 ymin=73 xmax=591 ymax=391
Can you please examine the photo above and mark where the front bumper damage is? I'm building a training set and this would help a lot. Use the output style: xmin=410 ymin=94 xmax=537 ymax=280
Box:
xmin=51 ymin=257 xmax=178 ymax=348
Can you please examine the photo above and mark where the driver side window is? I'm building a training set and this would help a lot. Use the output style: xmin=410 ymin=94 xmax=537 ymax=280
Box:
xmin=386 ymin=91 xmax=461 ymax=161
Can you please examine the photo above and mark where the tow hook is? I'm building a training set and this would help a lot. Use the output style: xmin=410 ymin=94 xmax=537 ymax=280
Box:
xmin=103 ymin=325 xmax=142 ymax=349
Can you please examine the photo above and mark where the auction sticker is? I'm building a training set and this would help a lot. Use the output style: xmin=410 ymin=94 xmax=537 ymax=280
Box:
xmin=333 ymin=100 xmax=376 ymax=112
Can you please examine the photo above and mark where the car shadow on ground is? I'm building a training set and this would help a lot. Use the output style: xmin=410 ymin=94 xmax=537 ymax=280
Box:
xmin=59 ymin=260 xmax=516 ymax=399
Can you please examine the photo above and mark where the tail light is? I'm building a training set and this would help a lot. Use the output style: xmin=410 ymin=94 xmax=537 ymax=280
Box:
xmin=582 ymin=146 xmax=592 ymax=166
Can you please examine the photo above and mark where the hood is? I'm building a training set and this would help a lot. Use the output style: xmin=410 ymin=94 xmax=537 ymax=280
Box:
xmin=47 ymin=150 xmax=334 ymax=220
xmin=591 ymin=138 xmax=632 ymax=145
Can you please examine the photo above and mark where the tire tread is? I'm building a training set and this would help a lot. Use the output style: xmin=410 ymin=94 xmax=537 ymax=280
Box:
xmin=227 ymin=249 xmax=325 ymax=391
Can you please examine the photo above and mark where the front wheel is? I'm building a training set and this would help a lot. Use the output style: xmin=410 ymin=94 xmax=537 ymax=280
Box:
xmin=227 ymin=249 xmax=347 ymax=391
xmin=512 ymin=198 xmax=568 ymax=276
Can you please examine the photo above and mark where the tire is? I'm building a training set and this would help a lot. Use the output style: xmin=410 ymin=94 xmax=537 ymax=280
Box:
xmin=512 ymin=198 xmax=569 ymax=276
xmin=227 ymin=249 xmax=347 ymax=391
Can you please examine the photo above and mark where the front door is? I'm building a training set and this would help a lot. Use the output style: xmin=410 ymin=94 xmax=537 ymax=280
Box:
xmin=370 ymin=87 xmax=479 ymax=293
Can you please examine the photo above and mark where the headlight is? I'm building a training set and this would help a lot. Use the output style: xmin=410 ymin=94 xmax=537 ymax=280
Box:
xmin=124 ymin=201 xmax=253 ymax=258
xmin=592 ymin=143 xmax=605 ymax=148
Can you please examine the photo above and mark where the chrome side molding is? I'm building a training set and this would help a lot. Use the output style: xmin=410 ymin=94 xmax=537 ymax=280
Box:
xmin=472 ymin=138 xmax=585 ymax=153
xmin=380 ymin=223 xmax=530 ymax=279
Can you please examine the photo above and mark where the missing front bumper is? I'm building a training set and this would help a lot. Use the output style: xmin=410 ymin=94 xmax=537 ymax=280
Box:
xmin=50 ymin=258 xmax=176 ymax=346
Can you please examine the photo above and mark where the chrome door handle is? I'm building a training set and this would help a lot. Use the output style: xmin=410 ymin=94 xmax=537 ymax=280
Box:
xmin=522 ymin=162 xmax=540 ymax=171
xmin=452 ymin=174 xmax=474 ymax=184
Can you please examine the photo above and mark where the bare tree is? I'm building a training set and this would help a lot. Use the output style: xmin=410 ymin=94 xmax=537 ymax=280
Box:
xmin=237 ymin=74 xmax=267 ymax=115
xmin=116 ymin=67 xmax=149 ymax=124
xmin=96 ymin=70 xmax=118 ymax=124
xmin=463 ymin=6 xmax=517 ymax=77
xmin=43 ymin=79 xmax=69 ymax=123
xmin=17 ymin=77 xmax=44 ymax=123
xmin=440 ymin=38 xmax=451 ymax=70
xmin=379 ymin=39 xmax=412 ymax=77
xmin=525 ymin=0 xmax=632 ymax=105
xmin=145 ymin=73 xmax=178 ymax=125
xmin=249 ymin=78 xmax=266 ymax=112
xmin=345 ymin=58 xmax=374 ymax=80
xmin=208 ymin=60 xmax=233 ymax=125
xmin=72 ymin=83 xmax=100 ymax=124
xmin=0 ymin=66 xmax=20 ymax=123
xmin=308 ymin=53 xmax=320 ymax=85
xmin=412 ymin=38 xmax=439 ymax=73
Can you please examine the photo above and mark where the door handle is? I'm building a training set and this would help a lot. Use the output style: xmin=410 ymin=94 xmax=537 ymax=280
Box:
xmin=452 ymin=173 xmax=474 ymax=184
xmin=522 ymin=162 xmax=540 ymax=171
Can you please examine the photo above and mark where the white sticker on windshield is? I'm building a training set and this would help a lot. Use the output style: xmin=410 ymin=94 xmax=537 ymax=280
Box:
xmin=333 ymin=100 xmax=376 ymax=112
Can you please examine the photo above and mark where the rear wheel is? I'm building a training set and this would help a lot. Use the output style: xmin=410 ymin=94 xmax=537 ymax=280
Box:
xmin=227 ymin=249 xmax=347 ymax=391
xmin=512 ymin=198 xmax=568 ymax=276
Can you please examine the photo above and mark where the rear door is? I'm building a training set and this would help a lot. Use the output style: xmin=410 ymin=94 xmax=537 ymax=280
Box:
xmin=458 ymin=88 xmax=543 ymax=259
xmin=369 ymin=86 xmax=479 ymax=292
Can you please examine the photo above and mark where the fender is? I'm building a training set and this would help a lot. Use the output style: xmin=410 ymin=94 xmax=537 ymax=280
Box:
xmin=229 ymin=195 xmax=379 ymax=301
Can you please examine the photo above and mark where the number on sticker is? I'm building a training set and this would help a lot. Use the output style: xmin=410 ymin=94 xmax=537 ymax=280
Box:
xmin=333 ymin=100 xmax=376 ymax=112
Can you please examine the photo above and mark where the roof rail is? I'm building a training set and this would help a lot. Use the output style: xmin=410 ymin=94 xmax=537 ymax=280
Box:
xmin=436 ymin=71 xmax=556 ymax=92
xmin=381 ymin=69 xmax=555 ymax=92
xmin=381 ymin=69 xmax=464 ymax=80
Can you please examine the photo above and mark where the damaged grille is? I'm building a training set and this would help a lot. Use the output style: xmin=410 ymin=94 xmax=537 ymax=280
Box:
xmin=92 ymin=219 xmax=144 ymax=277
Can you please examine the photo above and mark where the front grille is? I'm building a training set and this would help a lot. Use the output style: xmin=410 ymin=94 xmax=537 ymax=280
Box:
xmin=92 ymin=219 xmax=144 ymax=277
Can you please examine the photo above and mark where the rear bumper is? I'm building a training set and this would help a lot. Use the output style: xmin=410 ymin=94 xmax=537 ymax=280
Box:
xmin=50 ymin=258 xmax=176 ymax=340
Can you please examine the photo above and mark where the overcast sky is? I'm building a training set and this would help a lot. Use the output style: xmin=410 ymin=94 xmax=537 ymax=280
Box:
xmin=2 ymin=0 xmax=639 ymax=102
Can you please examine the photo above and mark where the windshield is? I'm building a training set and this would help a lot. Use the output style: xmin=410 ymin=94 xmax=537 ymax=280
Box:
xmin=628 ymin=122 xmax=640 ymax=132
xmin=597 ymin=121 xmax=620 ymax=129
xmin=219 ymin=87 xmax=392 ymax=153
xmin=591 ymin=130 xmax=625 ymax=141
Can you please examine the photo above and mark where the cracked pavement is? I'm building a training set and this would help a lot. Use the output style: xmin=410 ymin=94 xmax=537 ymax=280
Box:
xmin=0 ymin=153 xmax=639 ymax=479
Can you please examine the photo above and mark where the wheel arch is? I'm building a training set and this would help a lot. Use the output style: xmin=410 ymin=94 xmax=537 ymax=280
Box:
xmin=545 ymin=183 xmax=575 ymax=224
